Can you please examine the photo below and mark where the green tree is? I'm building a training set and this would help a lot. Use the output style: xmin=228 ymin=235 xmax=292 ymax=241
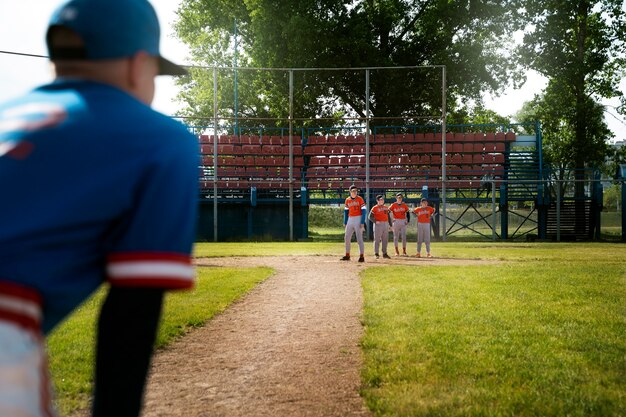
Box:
xmin=517 ymin=0 xmax=626 ymax=192
xmin=174 ymin=0 xmax=523 ymax=129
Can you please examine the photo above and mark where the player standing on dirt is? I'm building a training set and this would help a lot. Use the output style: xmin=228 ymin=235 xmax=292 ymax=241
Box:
xmin=0 ymin=0 xmax=197 ymax=416
xmin=389 ymin=192 xmax=410 ymax=256
xmin=413 ymin=198 xmax=436 ymax=258
xmin=341 ymin=185 xmax=366 ymax=262
xmin=368 ymin=195 xmax=392 ymax=259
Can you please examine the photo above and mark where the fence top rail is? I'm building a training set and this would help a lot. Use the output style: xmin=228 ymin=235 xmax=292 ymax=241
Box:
xmin=184 ymin=65 xmax=445 ymax=72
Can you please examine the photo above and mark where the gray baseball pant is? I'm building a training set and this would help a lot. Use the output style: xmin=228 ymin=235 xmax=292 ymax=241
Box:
xmin=417 ymin=222 xmax=431 ymax=253
xmin=345 ymin=216 xmax=364 ymax=255
xmin=373 ymin=221 xmax=389 ymax=255
xmin=392 ymin=219 xmax=408 ymax=250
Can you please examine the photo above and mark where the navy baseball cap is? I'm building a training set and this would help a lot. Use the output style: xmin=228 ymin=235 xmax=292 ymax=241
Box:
xmin=46 ymin=0 xmax=187 ymax=76
xmin=376 ymin=194 xmax=384 ymax=200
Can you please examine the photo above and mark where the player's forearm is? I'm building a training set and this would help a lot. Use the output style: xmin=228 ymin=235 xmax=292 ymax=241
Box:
xmin=92 ymin=287 xmax=164 ymax=417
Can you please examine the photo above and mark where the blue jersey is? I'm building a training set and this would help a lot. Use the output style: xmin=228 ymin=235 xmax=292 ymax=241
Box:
xmin=0 ymin=80 xmax=199 ymax=333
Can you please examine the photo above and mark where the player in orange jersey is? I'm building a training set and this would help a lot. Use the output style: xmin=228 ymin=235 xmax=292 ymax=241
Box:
xmin=388 ymin=192 xmax=410 ymax=256
xmin=368 ymin=195 xmax=392 ymax=259
xmin=413 ymin=198 xmax=436 ymax=257
xmin=341 ymin=185 xmax=367 ymax=262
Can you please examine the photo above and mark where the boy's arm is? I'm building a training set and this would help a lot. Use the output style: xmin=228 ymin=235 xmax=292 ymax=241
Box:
xmin=92 ymin=287 xmax=164 ymax=417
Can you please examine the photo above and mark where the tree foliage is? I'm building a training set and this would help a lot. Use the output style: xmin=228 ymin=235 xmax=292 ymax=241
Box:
xmin=516 ymin=0 xmax=626 ymax=175
xmin=174 ymin=0 xmax=523 ymax=129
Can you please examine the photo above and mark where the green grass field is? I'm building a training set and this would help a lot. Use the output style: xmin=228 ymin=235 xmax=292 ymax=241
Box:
xmin=48 ymin=265 xmax=272 ymax=415
xmin=46 ymin=242 xmax=626 ymax=416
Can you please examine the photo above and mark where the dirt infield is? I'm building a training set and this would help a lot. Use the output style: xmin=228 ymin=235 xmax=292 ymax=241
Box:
xmin=70 ymin=255 xmax=493 ymax=417
xmin=139 ymin=255 xmax=492 ymax=417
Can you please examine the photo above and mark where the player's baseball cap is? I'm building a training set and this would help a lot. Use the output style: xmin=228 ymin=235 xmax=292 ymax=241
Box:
xmin=421 ymin=198 xmax=428 ymax=202
xmin=46 ymin=0 xmax=187 ymax=76
xmin=376 ymin=194 xmax=384 ymax=200
xmin=349 ymin=185 xmax=358 ymax=191
xmin=395 ymin=192 xmax=403 ymax=197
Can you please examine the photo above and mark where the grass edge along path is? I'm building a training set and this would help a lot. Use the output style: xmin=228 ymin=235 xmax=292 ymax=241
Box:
xmin=360 ymin=259 xmax=626 ymax=417
xmin=47 ymin=265 xmax=273 ymax=415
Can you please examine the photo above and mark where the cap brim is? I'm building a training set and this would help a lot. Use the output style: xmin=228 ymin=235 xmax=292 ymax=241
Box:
xmin=159 ymin=57 xmax=187 ymax=76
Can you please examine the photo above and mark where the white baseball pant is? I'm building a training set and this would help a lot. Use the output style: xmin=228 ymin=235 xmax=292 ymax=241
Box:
xmin=392 ymin=219 xmax=408 ymax=250
xmin=0 ymin=286 xmax=56 ymax=417
xmin=373 ymin=221 xmax=389 ymax=255
xmin=344 ymin=216 xmax=364 ymax=255
xmin=417 ymin=222 xmax=431 ymax=254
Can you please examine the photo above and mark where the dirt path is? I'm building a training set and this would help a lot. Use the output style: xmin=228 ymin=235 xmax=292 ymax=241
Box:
xmin=135 ymin=255 xmax=493 ymax=417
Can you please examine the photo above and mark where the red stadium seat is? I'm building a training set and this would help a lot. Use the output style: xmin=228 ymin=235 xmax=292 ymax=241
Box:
xmin=304 ymin=145 xmax=321 ymax=155
xmin=473 ymin=132 xmax=484 ymax=142
xmin=505 ymin=132 xmax=516 ymax=142
xmin=310 ymin=156 xmax=328 ymax=166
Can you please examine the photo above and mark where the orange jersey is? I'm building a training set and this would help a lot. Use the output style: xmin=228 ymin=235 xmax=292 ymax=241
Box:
xmin=370 ymin=204 xmax=390 ymax=222
xmin=345 ymin=196 xmax=366 ymax=217
xmin=389 ymin=202 xmax=410 ymax=220
xmin=413 ymin=206 xmax=435 ymax=223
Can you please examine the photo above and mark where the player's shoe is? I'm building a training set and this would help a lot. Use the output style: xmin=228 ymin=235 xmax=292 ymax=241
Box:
xmin=427 ymin=253 xmax=433 ymax=258
xmin=358 ymin=255 xmax=365 ymax=263
xmin=382 ymin=253 xmax=391 ymax=259
xmin=395 ymin=249 xmax=400 ymax=256
xmin=340 ymin=255 xmax=351 ymax=261
xmin=402 ymin=250 xmax=408 ymax=257
xmin=375 ymin=253 xmax=380 ymax=259
xmin=414 ymin=253 xmax=421 ymax=258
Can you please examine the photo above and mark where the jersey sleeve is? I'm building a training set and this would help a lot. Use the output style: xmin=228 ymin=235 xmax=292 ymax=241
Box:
xmin=105 ymin=131 xmax=199 ymax=290
xmin=360 ymin=197 xmax=367 ymax=224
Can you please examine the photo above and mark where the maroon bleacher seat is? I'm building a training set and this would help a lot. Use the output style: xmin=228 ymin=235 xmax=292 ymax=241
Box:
xmin=304 ymin=145 xmax=321 ymax=155
xmin=505 ymin=132 xmax=516 ymax=142
xmin=242 ymin=144 xmax=261 ymax=154
xmin=310 ymin=156 xmax=328 ymax=166
xmin=495 ymin=132 xmax=505 ymax=142
xmin=307 ymin=135 xmax=326 ymax=145
xmin=452 ymin=133 xmax=464 ymax=142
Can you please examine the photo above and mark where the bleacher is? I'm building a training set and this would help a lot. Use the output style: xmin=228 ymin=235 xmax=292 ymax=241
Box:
xmin=198 ymin=130 xmax=518 ymax=202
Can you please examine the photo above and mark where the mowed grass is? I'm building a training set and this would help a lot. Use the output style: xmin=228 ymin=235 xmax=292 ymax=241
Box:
xmin=47 ymin=266 xmax=272 ymax=415
xmin=46 ymin=241 xmax=626 ymax=415
xmin=361 ymin=244 xmax=626 ymax=417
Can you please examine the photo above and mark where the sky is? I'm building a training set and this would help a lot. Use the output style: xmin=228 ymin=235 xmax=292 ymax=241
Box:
xmin=1 ymin=0 xmax=624 ymax=142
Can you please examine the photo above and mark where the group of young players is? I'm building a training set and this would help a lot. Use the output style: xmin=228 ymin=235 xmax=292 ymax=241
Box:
xmin=341 ymin=185 xmax=436 ymax=262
